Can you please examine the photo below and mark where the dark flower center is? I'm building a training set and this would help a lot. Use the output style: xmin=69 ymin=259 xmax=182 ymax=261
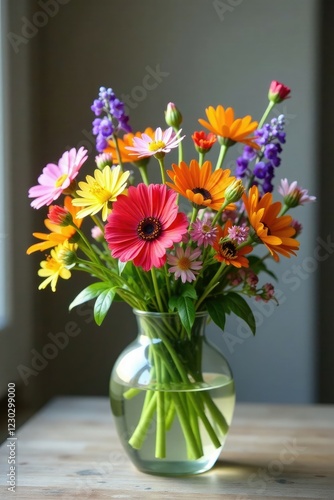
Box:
xmin=137 ymin=217 xmax=162 ymax=241
xmin=192 ymin=187 xmax=212 ymax=201
xmin=220 ymin=241 xmax=237 ymax=259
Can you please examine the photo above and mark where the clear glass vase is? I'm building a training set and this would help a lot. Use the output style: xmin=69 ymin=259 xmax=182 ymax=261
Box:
xmin=109 ymin=309 xmax=235 ymax=476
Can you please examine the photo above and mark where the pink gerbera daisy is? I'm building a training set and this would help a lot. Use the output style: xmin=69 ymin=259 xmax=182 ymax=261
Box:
xmin=125 ymin=127 xmax=184 ymax=158
xmin=29 ymin=147 xmax=88 ymax=209
xmin=167 ymin=246 xmax=202 ymax=283
xmin=105 ymin=183 xmax=188 ymax=271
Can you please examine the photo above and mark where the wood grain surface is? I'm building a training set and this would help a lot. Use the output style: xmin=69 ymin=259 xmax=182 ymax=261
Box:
xmin=1 ymin=397 xmax=334 ymax=499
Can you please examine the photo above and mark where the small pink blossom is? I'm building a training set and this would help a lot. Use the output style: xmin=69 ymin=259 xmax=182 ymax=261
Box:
xmin=167 ymin=246 xmax=202 ymax=283
xmin=278 ymin=178 xmax=316 ymax=207
xmin=255 ymin=283 xmax=275 ymax=302
xmin=125 ymin=127 xmax=185 ymax=158
xmin=291 ymin=219 xmax=303 ymax=236
xmin=29 ymin=147 xmax=88 ymax=209
xmin=227 ymin=225 xmax=249 ymax=244
xmin=190 ymin=218 xmax=217 ymax=248
xmin=91 ymin=225 xmax=104 ymax=241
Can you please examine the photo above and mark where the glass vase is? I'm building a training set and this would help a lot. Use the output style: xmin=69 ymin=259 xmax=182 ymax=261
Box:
xmin=109 ymin=309 xmax=235 ymax=476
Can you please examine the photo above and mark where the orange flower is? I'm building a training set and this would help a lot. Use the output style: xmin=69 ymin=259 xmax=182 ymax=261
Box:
xmin=198 ymin=105 xmax=260 ymax=149
xmin=191 ymin=131 xmax=217 ymax=153
xmin=26 ymin=196 xmax=82 ymax=254
xmin=104 ymin=127 xmax=155 ymax=164
xmin=213 ymin=221 xmax=252 ymax=268
xmin=166 ymin=160 xmax=235 ymax=211
xmin=242 ymin=185 xmax=299 ymax=262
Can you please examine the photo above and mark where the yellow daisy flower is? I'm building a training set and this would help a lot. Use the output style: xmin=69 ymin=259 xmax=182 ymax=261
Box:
xmin=38 ymin=243 xmax=74 ymax=292
xmin=72 ymin=165 xmax=130 ymax=221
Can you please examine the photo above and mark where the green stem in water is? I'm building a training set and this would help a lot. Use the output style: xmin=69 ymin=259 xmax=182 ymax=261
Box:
xmin=128 ymin=392 xmax=158 ymax=449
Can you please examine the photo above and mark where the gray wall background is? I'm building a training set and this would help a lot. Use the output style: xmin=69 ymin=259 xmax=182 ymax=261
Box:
xmin=5 ymin=0 xmax=321 ymax=409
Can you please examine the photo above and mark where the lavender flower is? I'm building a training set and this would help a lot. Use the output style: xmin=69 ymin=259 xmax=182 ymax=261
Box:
xmin=235 ymin=114 xmax=286 ymax=194
xmin=91 ymin=86 xmax=132 ymax=152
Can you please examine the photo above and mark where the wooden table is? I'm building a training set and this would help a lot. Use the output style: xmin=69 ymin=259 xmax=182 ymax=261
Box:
xmin=0 ymin=397 xmax=334 ymax=499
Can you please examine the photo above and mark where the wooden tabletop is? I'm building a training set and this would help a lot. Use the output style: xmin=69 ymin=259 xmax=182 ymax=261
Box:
xmin=0 ymin=397 xmax=334 ymax=499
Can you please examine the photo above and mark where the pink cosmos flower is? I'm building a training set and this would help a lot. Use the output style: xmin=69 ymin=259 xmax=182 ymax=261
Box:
xmin=105 ymin=184 xmax=188 ymax=271
xmin=278 ymin=178 xmax=316 ymax=207
xmin=190 ymin=218 xmax=217 ymax=248
xmin=227 ymin=225 xmax=249 ymax=244
xmin=167 ymin=246 xmax=202 ymax=283
xmin=29 ymin=147 xmax=88 ymax=209
xmin=125 ymin=127 xmax=185 ymax=158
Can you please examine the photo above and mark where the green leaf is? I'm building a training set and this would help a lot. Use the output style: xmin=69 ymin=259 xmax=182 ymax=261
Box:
xmin=118 ymin=260 xmax=127 ymax=276
xmin=248 ymin=256 xmax=277 ymax=280
xmin=180 ymin=283 xmax=197 ymax=300
xmin=206 ymin=298 xmax=226 ymax=331
xmin=177 ymin=296 xmax=195 ymax=337
xmin=168 ymin=296 xmax=178 ymax=311
xmin=69 ymin=282 xmax=111 ymax=311
xmin=224 ymin=292 xmax=256 ymax=335
xmin=94 ymin=288 xmax=116 ymax=326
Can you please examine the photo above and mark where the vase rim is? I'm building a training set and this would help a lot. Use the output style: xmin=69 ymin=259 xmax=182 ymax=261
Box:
xmin=133 ymin=308 xmax=208 ymax=318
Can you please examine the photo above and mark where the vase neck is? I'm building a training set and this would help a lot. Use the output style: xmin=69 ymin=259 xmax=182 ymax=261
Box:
xmin=133 ymin=310 xmax=208 ymax=342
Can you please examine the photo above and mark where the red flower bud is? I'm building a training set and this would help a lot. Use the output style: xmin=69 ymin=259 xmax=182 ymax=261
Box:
xmin=268 ymin=80 xmax=291 ymax=104
xmin=48 ymin=205 xmax=73 ymax=226
xmin=192 ymin=131 xmax=217 ymax=153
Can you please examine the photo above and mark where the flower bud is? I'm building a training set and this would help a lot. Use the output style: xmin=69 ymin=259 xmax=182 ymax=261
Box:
xmin=224 ymin=179 xmax=245 ymax=204
xmin=268 ymin=80 xmax=291 ymax=104
xmin=91 ymin=225 xmax=104 ymax=242
xmin=192 ymin=131 xmax=217 ymax=153
xmin=48 ymin=205 xmax=73 ymax=226
xmin=58 ymin=246 xmax=77 ymax=266
xmin=95 ymin=152 xmax=113 ymax=170
xmin=165 ymin=102 xmax=182 ymax=128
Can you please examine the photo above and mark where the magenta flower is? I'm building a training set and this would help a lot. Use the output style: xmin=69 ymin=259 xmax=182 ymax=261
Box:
xmin=125 ymin=127 xmax=184 ymax=158
xmin=190 ymin=218 xmax=217 ymax=248
xmin=29 ymin=147 xmax=88 ymax=209
xmin=167 ymin=246 xmax=202 ymax=283
xmin=278 ymin=178 xmax=316 ymax=207
xmin=105 ymin=184 xmax=188 ymax=271
xmin=268 ymin=81 xmax=291 ymax=104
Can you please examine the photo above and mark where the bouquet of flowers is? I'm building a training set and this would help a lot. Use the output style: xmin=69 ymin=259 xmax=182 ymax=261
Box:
xmin=27 ymin=80 xmax=315 ymax=467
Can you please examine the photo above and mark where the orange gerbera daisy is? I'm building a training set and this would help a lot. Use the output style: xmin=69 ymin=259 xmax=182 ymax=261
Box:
xmin=242 ymin=185 xmax=300 ymax=261
xmin=166 ymin=160 xmax=235 ymax=211
xmin=213 ymin=221 xmax=253 ymax=268
xmin=26 ymin=196 xmax=82 ymax=254
xmin=198 ymin=105 xmax=260 ymax=149
xmin=104 ymin=127 xmax=155 ymax=164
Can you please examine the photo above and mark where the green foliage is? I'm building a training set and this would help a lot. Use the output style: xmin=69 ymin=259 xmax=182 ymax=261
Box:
xmin=207 ymin=291 xmax=256 ymax=336
xmin=248 ymin=255 xmax=277 ymax=280
xmin=69 ymin=282 xmax=116 ymax=325
xmin=168 ymin=284 xmax=198 ymax=337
